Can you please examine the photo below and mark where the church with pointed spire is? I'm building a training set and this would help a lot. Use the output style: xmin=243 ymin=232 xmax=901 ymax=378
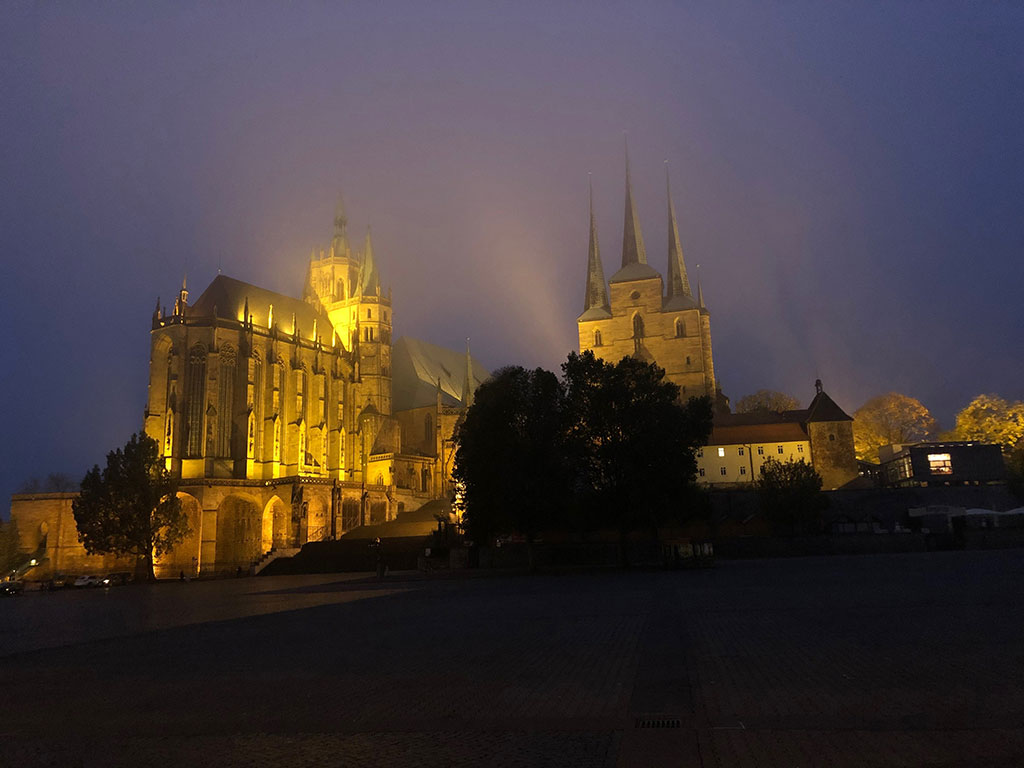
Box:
xmin=578 ymin=156 xmax=716 ymax=401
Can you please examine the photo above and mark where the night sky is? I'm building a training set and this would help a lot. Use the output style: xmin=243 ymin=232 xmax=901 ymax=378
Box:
xmin=2 ymin=2 xmax=1023 ymax=510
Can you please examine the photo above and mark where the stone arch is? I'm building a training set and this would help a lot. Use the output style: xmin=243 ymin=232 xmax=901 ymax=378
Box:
xmin=264 ymin=495 xmax=291 ymax=549
xmin=154 ymin=492 xmax=202 ymax=578
xmin=632 ymin=313 xmax=645 ymax=339
xmin=674 ymin=318 xmax=685 ymax=338
xmin=215 ymin=494 xmax=262 ymax=572
xmin=306 ymin=496 xmax=328 ymax=543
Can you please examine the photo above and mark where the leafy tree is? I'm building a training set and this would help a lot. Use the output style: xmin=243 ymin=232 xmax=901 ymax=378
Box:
xmin=0 ymin=518 xmax=28 ymax=578
xmin=947 ymin=394 xmax=1024 ymax=453
xmin=17 ymin=473 xmax=79 ymax=493
xmin=736 ymin=389 xmax=800 ymax=414
xmin=853 ymin=392 xmax=937 ymax=461
xmin=72 ymin=433 xmax=189 ymax=580
xmin=563 ymin=351 xmax=713 ymax=564
xmin=454 ymin=366 xmax=569 ymax=556
xmin=756 ymin=457 xmax=829 ymax=535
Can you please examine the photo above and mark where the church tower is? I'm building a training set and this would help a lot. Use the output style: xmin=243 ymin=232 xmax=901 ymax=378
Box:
xmin=305 ymin=198 xmax=393 ymax=418
xmin=577 ymin=154 xmax=716 ymax=400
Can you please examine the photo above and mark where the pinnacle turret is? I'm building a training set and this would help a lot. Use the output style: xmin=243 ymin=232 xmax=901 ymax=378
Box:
xmin=462 ymin=338 xmax=475 ymax=408
xmin=330 ymin=195 xmax=350 ymax=258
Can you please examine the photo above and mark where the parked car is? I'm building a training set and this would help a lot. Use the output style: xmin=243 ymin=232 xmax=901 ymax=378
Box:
xmin=1 ymin=580 xmax=25 ymax=596
xmin=100 ymin=572 xmax=132 ymax=587
xmin=73 ymin=574 xmax=103 ymax=588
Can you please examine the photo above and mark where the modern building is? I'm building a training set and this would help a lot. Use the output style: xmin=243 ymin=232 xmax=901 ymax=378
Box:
xmin=878 ymin=442 xmax=1006 ymax=487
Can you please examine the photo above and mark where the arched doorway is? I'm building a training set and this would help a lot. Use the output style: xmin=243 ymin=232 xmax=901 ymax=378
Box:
xmin=263 ymin=495 xmax=291 ymax=549
xmin=154 ymin=492 xmax=202 ymax=578
xmin=306 ymin=496 xmax=328 ymax=543
xmin=215 ymin=495 xmax=262 ymax=572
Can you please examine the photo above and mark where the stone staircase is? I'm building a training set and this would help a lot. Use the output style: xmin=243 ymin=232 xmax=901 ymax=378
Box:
xmin=252 ymin=547 xmax=300 ymax=575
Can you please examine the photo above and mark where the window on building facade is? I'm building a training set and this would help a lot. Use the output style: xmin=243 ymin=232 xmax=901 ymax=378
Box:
xmin=697 ymin=448 xmax=703 ymax=458
xmin=717 ymin=447 xmax=725 ymax=457
xmin=675 ymin=319 xmax=685 ymax=337
xmin=740 ymin=466 xmax=747 ymax=475
xmin=686 ymin=356 xmax=691 ymax=366
xmin=797 ymin=444 xmax=804 ymax=453
xmin=186 ymin=345 xmax=207 ymax=457
xmin=594 ymin=329 xmax=602 ymax=346
xmin=777 ymin=445 xmax=784 ymax=454
xmin=757 ymin=446 xmax=764 ymax=455
xmin=216 ymin=346 xmax=236 ymax=458
xmin=367 ymin=309 xmax=371 ymax=319
xmin=928 ymin=453 xmax=953 ymax=475
xmin=829 ymin=434 xmax=836 ymax=441
xmin=336 ymin=279 xmax=345 ymax=299
xmin=698 ymin=468 xmax=705 ymax=477
xmin=632 ymin=313 xmax=645 ymax=338
xmin=720 ymin=466 xmax=727 ymax=476
xmin=738 ymin=447 xmax=744 ymax=456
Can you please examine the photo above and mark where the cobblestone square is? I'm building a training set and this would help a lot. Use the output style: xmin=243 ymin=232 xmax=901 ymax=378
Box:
xmin=2 ymin=550 xmax=1022 ymax=766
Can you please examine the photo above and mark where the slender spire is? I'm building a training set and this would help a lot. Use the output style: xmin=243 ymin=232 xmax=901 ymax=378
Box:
xmin=697 ymin=280 xmax=705 ymax=309
xmin=331 ymin=194 xmax=349 ymax=258
xmin=582 ymin=175 xmax=611 ymax=315
xmin=462 ymin=338 xmax=475 ymax=408
xmin=621 ymin=139 xmax=648 ymax=268
xmin=359 ymin=227 xmax=380 ymax=296
xmin=665 ymin=164 xmax=693 ymax=298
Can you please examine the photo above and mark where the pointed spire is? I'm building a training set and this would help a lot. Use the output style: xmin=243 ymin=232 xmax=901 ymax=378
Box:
xmin=621 ymin=139 xmax=648 ymax=268
xmin=697 ymin=280 xmax=705 ymax=309
xmin=359 ymin=227 xmax=380 ymax=296
xmin=582 ymin=175 xmax=611 ymax=315
xmin=462 ymin=338 xmax=475 ymax=408
xmin=243 ymin=296 xmax=249 ymax=326
xmin=665 ymin=163 xmax=693 ymax=298
xmin=331 ymin=194 xmax=349 ymax=258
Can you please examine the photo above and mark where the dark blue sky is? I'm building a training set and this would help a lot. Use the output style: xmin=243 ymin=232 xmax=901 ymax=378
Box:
xmin=2 ymin=1 xmax=1023 ymax=508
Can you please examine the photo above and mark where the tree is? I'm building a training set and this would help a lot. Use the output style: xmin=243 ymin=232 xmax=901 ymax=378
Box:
xmin=736 ymin=389 xmax=800 ymax=414
xmin=853 ymin=392 xmax=937 ymax=462
xmin=0 ymin=518 xmax=28 ymax=578
xmin=563 ymin=351 xmax=713 ymax=564
xmin=72 ymin=432 xmax=189 ymax=580
xmin=454 ymin=366 xmax=569 ymax=556
xmin=947 ymin=394 xmax=1024 ymax=453
xmin=756 ymin=458 xmax=829 ymax=535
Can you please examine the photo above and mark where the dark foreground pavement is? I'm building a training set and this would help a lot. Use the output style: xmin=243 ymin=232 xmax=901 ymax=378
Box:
xmin=2 ymin=550 xmax=1023 ymax=767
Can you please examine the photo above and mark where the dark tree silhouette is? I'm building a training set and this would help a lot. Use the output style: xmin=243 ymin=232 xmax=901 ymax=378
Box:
xmin=454 ymin=366 xmax=569 ymax=562
xmin=563 ymin=351 xmax=713 ymax=564
xmin=72 ymin=432 xmax=189 ymax=580
xmin=756 ymin=457 xmax=829 ymax=535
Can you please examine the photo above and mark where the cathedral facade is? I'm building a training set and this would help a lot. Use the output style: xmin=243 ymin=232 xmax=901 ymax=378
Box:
xmin=12 ymin=204 xmax=484 ymax=578
xmin=577 ymin=161 xmax=716 ymax=401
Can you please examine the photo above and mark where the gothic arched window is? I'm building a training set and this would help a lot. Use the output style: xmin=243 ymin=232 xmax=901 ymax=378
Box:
xmin=216 ymin=345 xmax=236 ymax=458
xmin=336 ymin=279 xmax=345 ymax=299
xmin=632 ymin=314 xmax=645 ymax=339
xmin=594 ymin=329 xmax=602 ymax=347
xmin=675 ymin=318 xmax=685 ymax=338
xmin=186 ymin=345 xmax=207 ymax=457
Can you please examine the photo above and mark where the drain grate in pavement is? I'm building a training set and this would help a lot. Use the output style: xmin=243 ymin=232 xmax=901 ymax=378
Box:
xmin=634 ymin=717 xmax=681 ymax=729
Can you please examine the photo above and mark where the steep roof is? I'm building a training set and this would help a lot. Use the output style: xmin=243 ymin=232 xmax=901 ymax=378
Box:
xmin=189 ymin=275 xmax=332 ymax=341
xmin=579 ymin=179 xmax=611 ymax=321
xmin=392 ymin=337 xmax=490 ymax=412
xmin=805 ymin=389 xmax=853 ymax=422
xmin=708 ymin=422 xmax=809 ymax=446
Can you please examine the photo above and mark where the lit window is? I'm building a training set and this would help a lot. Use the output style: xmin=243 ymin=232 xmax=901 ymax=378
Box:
xmin=717 ymin=447 xmax=725 ymax=457
xmin=928 ymin=453 xmax=953 ymax=475
xmin=738 ymin=447 xmax=745 ymax=456
xmin=740 ymin=466 xmax=747 ymax=476
xmin=797 ymin=444 xmax=804 ymax=453
xmin=698 ymin=468 xmax=705 ymax=477
xmin=757 ymin=446 xmax=764 ymax=455
xmin=777 ymin=445 xmax=784 ymax=454
xmin=720 ymin=466 xmax=727 ymax=476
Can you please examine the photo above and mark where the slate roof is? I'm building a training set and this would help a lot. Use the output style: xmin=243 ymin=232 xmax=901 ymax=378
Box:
xmin=392 ymin=337 xmax=490 ymax=412
xmin=708 ymin=422 xmax=809 ymax=446
xmin=189 ymin=275 xmax=332 ymax=341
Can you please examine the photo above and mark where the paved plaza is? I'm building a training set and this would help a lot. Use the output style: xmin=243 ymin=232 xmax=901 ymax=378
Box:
xmin=2 ymin=550 xmax=1023 ymax=767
